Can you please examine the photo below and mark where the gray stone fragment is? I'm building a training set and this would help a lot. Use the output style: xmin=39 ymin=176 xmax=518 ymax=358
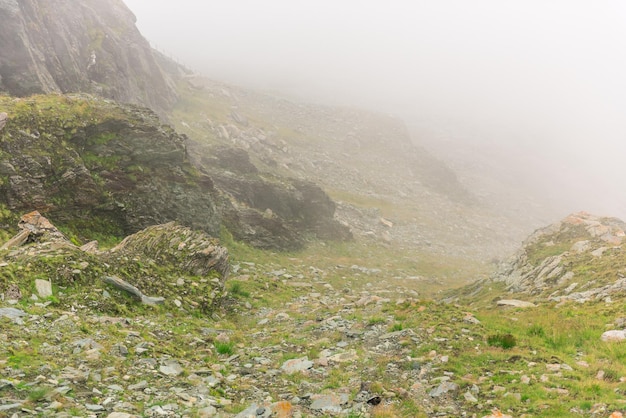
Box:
xmin=0 ymin=403 xmax=22 ymax=411
xmin=197 ymin=406 xmax=217 ymax=417
xmin=0 ymin=112 xmax=7 ymax=131
xmin=309 ymin=393 xmax=350 ymax=413
xmin=497 ymin=299 xmax=536 ymax=308
xmin=280 ymin=357 xmax=313 ymax=374
xmin=128 ymin=380 xmax=148 ymax=390
xmin=106 ymin=413 xmax=139 ymax=418
xmin=0 ymin=307 xmax=26 ymax=321
xmin=601 ymin=330 xmax=626 ymax=342
xmin=85 ymin=404 xmax=105 ymax=411
xmin=429 ymin=381 xmax=459 ymax=397
xmin=464 ymin=391 xmax=478 ymax=403
xmin=35 ymin=279 xmax=52 ymax=298
xmin=160 ymin=360 xmax=183 ymax=376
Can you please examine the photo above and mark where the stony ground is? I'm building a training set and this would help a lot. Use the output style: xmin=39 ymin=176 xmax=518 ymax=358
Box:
xmin=4 ymin=241 xmax=626 ymax=418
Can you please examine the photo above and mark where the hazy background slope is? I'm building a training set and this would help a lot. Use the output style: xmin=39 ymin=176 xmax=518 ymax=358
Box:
xmin=124 ymin=0 xmax=626 ymax=223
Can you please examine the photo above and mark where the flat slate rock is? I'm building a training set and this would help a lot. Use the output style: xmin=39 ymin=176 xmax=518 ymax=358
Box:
xmin=497 ymin=299 xmax=536 ymax=308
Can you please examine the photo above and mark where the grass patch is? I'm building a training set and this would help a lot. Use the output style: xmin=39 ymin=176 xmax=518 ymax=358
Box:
xmin=214 ymin=341 xmax=235 ymax=356
xmin=229 ymin=281 xmax=250 ymax=298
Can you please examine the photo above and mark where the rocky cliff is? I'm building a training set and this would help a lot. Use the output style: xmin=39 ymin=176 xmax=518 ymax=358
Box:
xmin=0 ymin=0 xmax=178 ymax=117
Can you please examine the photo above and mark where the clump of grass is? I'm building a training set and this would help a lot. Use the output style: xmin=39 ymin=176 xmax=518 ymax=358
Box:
xmin=527 ymin=324 xmax=545 ymax=337
xmin=487 ymin=333 xmax=517 ymax=349
xmin=368 ymin=317 xmax=386 ymax=326
xmin=215 ymin=341 xmax=235 ymax=355
xmin=28 ymin=387 xmax=50 ymax=402
xmin=389 ymin=323 xmax=404 ymax=332
xmin=229 ymin=281 xmax=250 ymax=298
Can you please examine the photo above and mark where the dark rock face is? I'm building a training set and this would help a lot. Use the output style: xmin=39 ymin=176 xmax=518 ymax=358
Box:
xmin=0 ymin=95 xmax=221 ymax=240
xmin=0 ymin=0 xmax=177 ymax=116
xmin=204 ymin=145 xmax=352 ymax=250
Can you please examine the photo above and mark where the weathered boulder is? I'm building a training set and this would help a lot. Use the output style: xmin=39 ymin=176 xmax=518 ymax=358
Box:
xmin=601 ymin=330 xmax=626 ymax=343
xmin=109 ymin=222 xmax=230 ymax=280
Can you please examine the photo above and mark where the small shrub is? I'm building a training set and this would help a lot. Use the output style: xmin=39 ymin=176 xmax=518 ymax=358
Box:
xmin=28 ymin=387 xmax=50 ymax=402
xmin=487 ymin=333 xmax=517 ymax=349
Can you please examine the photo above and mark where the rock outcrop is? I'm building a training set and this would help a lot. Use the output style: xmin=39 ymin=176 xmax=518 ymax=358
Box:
xmin=0 ymin=0 xmax=178 ymax=117
xmin=205 ymin=145 xmax=352 ymax=249
xmin=0 ymin=95 xmax=222 ymax=241
xmin=0 ymin=211 xmax=229 ymax=313
xmin=491 ymin=212 xmax=626 ymax=303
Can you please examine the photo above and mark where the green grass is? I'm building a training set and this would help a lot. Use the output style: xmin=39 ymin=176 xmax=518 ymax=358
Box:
xmin=215 ymin=341 xmax=235 ymax=355
xmin=487 ymin=333 xmax=517 ymax=349
xmin=229 ymin=281 xmax=250 ymax=298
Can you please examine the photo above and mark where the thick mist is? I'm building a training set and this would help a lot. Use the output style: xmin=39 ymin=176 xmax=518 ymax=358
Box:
xmin=124 ymin=0 xmax=626 ymax=221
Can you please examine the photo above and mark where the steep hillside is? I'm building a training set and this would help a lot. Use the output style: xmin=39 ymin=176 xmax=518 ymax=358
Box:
xmin=0 ymin=0 xmax=178 ymax=117
xmin=172 ymin=77 xmax=526 ymax=274
xmin=0 ymin=94 xmax=347 ymax=250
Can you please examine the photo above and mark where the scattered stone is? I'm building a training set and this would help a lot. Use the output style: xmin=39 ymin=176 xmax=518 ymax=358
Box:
xmin=309 ymin=393 xmax=349 ymax=414
xmin=429 ymin=381 xmax=459 ymax=397
xmin=591 ymin=247 xmax=609 ymax=257
xmin=328 ymin=350 xmax=358 ymax=363
xmin=464 ymin=391 xmax=478 ymax=403
xmin=160 ymin=360 xmax=184 ymax=376
xmin=103 ymin=276 xmax=165 ymax=305
xmin=571 ymin=240 xmax=590 ymax=253
xmin=0 ymin=403 xmax=22 ymax=412
xmin=281 ymin=357 xmax=313 ymax=374
xmin=85 ymin=404 xmax=105 ymax=411
xmin=0 ymin=307 xmax=27 ymax=323
xmin=35 ymin=279 xmax=53 ymax=298
xmin=0 ymin=112 xmax=7 ymax=131
xmin=496 ymin=299 xmax=536 ymax=308
xmin=601 ymin=330 xmax=626 ymax=342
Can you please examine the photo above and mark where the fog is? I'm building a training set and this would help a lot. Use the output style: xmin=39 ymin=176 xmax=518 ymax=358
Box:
xmin=124 ymin=0 xmax=626 ymax=221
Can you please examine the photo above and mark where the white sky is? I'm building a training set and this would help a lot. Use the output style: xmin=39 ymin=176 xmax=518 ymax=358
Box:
xmin=123 ymin=0 xmax=626 ymax=219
